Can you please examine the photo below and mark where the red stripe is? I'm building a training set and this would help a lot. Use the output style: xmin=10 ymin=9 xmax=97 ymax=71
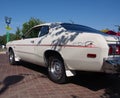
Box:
xmin=8 ymin=44 xmax=98 ymax=48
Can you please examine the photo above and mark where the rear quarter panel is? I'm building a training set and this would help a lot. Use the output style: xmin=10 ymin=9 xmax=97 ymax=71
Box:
xmin=50 ymin=32 xmax=109 ymax=72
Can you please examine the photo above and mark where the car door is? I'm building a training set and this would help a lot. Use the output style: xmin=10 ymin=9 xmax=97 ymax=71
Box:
xmin=33 ymin=25 xmax=50 ymax=66
xmin=15 ymin=26 xmax=41 ymax=63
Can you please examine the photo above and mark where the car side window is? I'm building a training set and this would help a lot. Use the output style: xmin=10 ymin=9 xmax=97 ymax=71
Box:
xmin=26 ymin=27 xmax=41 ymax=38
xmin=38 ymin=26 xmax=49 ymax=37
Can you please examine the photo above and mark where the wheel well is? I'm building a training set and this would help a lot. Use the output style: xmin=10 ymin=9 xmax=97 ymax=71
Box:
xmin=44 ymin=50 xmax=64 ymax=66
xmin=8 ymin=47 xmax=13 ymax=52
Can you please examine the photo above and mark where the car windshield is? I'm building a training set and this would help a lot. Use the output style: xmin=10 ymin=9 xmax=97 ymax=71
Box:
xmin=61 ymin=23 xmax=106 ymax=35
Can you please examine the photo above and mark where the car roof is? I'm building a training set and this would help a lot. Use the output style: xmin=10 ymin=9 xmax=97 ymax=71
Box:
xmin=33 ymin=22 xmax=62 ymax=28
xmin=24 ymin=22 xmax=62 ymax=36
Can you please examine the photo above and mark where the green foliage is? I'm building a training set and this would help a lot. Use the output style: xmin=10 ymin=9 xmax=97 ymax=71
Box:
xmin=22 ymin=17 xmax=44 ymax=34
xmin=15 ymin=17 xmax=44 ymax=39
xmin=0 ymin=34 xmax=6 ymax=45
xmin=0 ymin=35 xmax=6 ymax=45
xmin=9 ymin=33 xmax=16 ymax=41
xmin=0 ymin=17 xmax=44 ymax=45
xmin=15 ymin=27 xmax=22 ymax=40
xmin=0 ymin=33 xmax=16 ymax=45
xmin=0 ymin=36 xmax=3 ymax=45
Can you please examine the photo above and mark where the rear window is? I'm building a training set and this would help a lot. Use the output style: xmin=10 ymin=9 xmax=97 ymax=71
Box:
xmin=61 ymin=23 xmax=105 ymax=35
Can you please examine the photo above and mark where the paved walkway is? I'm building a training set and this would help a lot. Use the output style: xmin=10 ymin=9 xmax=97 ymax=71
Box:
xmin=0 ymin=54 xmax=120 ymax=98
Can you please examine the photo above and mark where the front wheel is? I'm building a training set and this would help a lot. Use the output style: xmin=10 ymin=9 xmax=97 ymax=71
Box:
xmin=9 ymin=49 xmax=16 ymax=65
xmin=48 ymin=56 xmax=66 ymax=84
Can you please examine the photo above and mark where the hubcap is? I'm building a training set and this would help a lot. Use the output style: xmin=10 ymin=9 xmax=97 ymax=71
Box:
xmin=50 ymin=59 xmax=62 ymax=80
xmin=9 ymin=52 xmax=13 ymax=63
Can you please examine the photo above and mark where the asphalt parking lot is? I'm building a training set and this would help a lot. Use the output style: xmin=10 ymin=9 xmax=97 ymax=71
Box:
xmin=0 ymin=53 xmax=120 ymax=98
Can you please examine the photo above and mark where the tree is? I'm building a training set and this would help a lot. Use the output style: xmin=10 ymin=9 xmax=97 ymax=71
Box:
xmin=0 ymin=36 xmax=3 ymax=45
xmin=0 ymin=18 xmax=43 ymax=45
xmin=15 ymin=17 xmax=44 ymax=39
xmin=21 ymin=17 xmax=44 ymax=35
xmin=9 ymin=33 xmax=16 ymax=41
xmin=1 ymin=34 xmax=7 ymax=45
xmin=0 ymin=33 xmax=16 ymax=45
xmin=15 ymin=27 xmax=21 ymax=40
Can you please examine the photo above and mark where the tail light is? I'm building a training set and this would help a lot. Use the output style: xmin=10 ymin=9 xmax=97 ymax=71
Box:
xmin=109 ymin=44 xmax=120 ymax=55
xmin=109 ymin=45 xmax=113 ymax=55
xmin=116 ymin=45 xmax=120 ymax=54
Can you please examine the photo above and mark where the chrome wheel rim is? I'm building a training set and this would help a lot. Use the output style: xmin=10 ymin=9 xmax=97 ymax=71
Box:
xmin=9 ymin=52 xmax=14 ymax=63
xmin=50 ymin=59 xmax=62 ymax=80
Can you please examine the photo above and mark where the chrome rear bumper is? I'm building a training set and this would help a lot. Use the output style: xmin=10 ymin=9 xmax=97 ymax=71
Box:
xmin=101 ymin=57 xmax=120 ymax=73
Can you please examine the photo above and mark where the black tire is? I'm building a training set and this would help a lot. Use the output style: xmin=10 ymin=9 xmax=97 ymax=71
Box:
xmin=48 ymin=56 xmax=66 ymax=84
xmin=9 ymin=49 xmax=16 ymax=65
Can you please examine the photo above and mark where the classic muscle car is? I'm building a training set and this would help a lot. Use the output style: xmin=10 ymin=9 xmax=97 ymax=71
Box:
xmin=6 ymin=22 xmax=120 ymax=83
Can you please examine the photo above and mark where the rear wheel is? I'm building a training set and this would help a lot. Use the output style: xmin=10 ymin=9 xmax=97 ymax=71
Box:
xmin=9 ymin=49 xmax=16 ymax=65
xmin=48 ymin=56 xmax=66 ymax=84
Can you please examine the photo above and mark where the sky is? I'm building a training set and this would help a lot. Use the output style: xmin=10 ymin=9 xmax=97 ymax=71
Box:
xmin=0 ymin=0 xmax=120 ymax=36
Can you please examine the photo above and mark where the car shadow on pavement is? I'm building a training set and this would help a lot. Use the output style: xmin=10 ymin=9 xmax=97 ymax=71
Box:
xmin=68 ymin=72 xmax=120 ymax=98
xmin=100 ymin=75 xmax=120 ymax=98
xmin=19 ymin=61 xmax=48 ymax=77
xmin=0 ymin=75 xmax=24 ymax=94
xmin=18 ymin=61 xmax=120 ymax=98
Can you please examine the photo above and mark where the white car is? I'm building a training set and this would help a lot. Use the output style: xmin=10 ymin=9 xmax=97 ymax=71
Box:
xmin=6 ymin=23 xmax=120 ymax=83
